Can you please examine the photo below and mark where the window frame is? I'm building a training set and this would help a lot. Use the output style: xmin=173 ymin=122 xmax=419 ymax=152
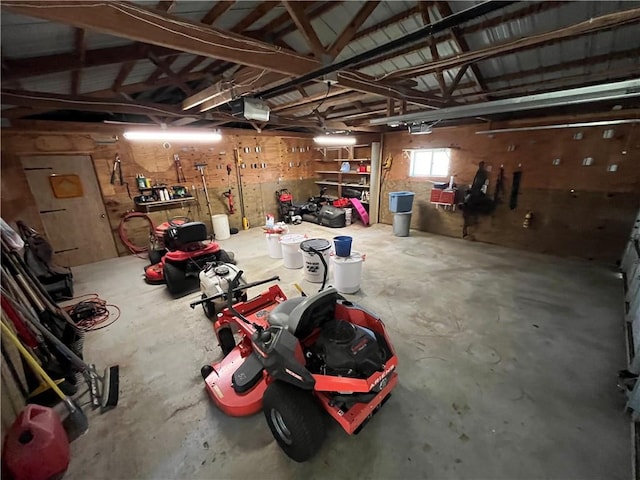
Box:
xmin=408 ymin=148 xmax=451 ymax=178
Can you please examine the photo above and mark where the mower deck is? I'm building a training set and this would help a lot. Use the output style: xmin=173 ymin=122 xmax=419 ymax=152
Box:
xmin=203 ymin=284 xmax=398 ymax=438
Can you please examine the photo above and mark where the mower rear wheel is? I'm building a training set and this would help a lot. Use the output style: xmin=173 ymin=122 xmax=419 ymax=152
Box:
xmin=163 ymin=262 xmax=188 ymax=295
xmin=263 ymin=381 xmax=325 ymax=462
xmin=148 ymin=248 xmax=165 ymax=265
xmin=217 ymin=327 xmax=235 ymax=356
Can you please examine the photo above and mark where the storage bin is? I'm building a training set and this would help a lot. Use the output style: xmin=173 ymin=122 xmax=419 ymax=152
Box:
xmin=389 ymin=191 xmax=415 ymax=213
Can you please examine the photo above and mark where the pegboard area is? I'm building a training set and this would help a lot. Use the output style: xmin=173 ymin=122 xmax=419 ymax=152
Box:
xmin=380 ymin=115 xmax=640 ymax=263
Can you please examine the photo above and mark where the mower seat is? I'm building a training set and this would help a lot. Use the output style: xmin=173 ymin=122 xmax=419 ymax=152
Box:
xmin=165 ymin=222 xmax=207 ymax=250
xmin=268 ymin=288 xmax=338 ymax=339
xmin=232 ymin=352 xmax=264 ymax=394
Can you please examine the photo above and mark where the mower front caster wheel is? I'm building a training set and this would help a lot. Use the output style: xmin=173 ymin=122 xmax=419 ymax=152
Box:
xmin=263 ymin=381 xmax=325 ymax=462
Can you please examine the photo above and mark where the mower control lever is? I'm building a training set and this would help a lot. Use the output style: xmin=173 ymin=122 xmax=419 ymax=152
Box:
xmin=259 ymin=330 xmax=272 ymax=343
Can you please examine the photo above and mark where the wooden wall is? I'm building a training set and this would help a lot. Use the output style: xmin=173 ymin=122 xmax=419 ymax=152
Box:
xmin=0 ymin=123 xmax=318 ymax=257
xmin=380 ymin=113 xmax=640 ymax=263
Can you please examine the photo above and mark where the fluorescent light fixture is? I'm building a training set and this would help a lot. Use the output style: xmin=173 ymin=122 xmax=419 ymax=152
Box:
xmin=123 ymin=129 xmax=222 ymax=143
xmin=313 ymin=135 xmax=356 ymax=146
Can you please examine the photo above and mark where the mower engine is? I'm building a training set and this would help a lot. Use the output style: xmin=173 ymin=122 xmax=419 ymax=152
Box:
xmin=199 ymin=264 xmax=247 ymax=319
xmin=306 ymin=320 xmax=385 ymax=378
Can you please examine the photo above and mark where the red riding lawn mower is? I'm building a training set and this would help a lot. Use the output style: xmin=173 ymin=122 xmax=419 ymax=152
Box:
xmin=144 ymin=220 xmax=234 ymax=296
xmin=191 ymin=269 xmax=399 ymax=462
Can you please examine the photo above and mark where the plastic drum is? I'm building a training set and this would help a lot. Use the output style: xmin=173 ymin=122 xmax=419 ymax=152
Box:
xmin=300 ymin=238 xmax=331 ymax=283
xmin=280 ymin=234 xmax=305 ymax=269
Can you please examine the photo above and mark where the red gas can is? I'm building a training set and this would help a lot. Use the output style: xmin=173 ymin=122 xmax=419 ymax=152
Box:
xmin=2 ymin=404 xmax=70 ymax=480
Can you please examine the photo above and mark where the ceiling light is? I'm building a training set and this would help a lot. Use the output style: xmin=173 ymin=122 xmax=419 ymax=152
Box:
xmin=313 ymin=135 xmax=356 ymax=146
xmin=123 ymin=129 xmax=222 ymax=143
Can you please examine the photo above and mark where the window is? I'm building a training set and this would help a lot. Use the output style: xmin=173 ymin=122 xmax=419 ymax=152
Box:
xmin=409 ymin=148 xmax=451 ymax=177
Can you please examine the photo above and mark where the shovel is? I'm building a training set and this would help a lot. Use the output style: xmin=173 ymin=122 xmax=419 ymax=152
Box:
xmin=1 ymin=320 xmax=88 ymax=441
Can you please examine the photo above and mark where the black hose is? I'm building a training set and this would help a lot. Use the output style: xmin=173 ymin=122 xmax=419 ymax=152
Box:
xmin=308 ymin=247 xmax=328 ymax=292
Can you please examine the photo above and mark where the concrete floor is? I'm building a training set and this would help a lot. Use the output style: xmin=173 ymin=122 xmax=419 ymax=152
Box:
xmin=65 ymin=223 xmax=630 ymax=479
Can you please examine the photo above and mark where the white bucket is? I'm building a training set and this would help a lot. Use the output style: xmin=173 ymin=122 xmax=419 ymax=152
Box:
xmin=265 ymin=233 xmax=283 ymax=258
xmin=344 ymin=208 xmax=352 ymax=226
xmin=300 ymin=238 xmax=331 ymax=283
xmin=331 ymin=251 xmax=364 ymax=294
xmin=280 ymin=234 xmax=305 ymax=269
xmin=212 ymin=214 xmax=230 ymax=240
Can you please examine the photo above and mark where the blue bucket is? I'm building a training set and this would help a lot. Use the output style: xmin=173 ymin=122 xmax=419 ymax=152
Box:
xmin=333 ymin=236 xmax=353 ymax=257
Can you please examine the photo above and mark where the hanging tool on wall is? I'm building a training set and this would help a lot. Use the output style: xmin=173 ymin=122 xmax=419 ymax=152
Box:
xmin=493 ymin=165 xmax=504 ymax=203
xmin=173 ymin=154 xmax=186 ymax=183
xmin=233 ymin=149 xmax=249 ymax=229
xmin=222 ymin=164 xmax=235 ymax=214
xmin=510 ymin=170 xmax=522 ymax=210
xmin=110 ymin=153 xmax=131 ymax=198
xmin=110 ymin=154 xmax=123 ymax=185
xmin=195 ymin=163 xmax=214 ymax=232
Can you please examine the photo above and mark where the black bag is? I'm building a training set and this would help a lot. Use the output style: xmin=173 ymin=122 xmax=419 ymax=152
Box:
xmin=17 ymin=221 xmax=74 ymax=299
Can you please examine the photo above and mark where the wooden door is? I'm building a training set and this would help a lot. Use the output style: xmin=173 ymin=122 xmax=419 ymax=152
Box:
xmin=21 ymin=155 xmax=117 ymax=266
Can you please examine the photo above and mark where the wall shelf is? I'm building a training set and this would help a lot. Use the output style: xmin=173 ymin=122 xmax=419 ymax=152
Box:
xmin=314 ymin=144 xmax=373 ymax=201
xmin=315 ymin=181 xmax=370 ymax=189
xmin=134 ymin=197 xmax=195 ymax=213
xmin=315 ymin=170 xmax=370 ymax=175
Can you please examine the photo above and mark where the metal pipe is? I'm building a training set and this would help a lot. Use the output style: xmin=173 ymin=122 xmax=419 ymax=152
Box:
xmin=370 ymin=79 xmax=640 ymax=125
xmin=257 ymin=1 xmax=514 ymax=99
xmin=475 ymin=118 xmax=639 ymax=134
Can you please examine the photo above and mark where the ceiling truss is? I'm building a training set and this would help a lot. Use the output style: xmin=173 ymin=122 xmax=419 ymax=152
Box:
xmin=1 ymin=1 xmax=638 ymax=132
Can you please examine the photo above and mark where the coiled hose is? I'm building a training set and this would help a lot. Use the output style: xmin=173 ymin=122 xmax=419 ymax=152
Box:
xmin=118 ymin=212 xmax=155 ymax=255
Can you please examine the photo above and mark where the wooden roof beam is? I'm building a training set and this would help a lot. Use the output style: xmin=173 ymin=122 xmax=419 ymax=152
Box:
xmin=112 ymin=61 xmax=137 ymax=92
xmin=270 ymin=2 xmax=342 ymax=40
xmin=327 ymin=1 xmax=380 ymax=59
xmin=71 ymin=28 xmax=86 ymax=95
xmin=200 ymin=1 xmax=236 ymax=25
xmin=385 ymin=6 xmax=640 ymax=79
xmin=147 ymin=51 xmax=193 ymax=94
xmin=353 ymin=2 xmax=566 ymax=71
xmin=155 ymin=1 xmax=176 ymax=13
xmin=484 ymin=46 xmax=640 ymax=84
xmin=271 ymin=87 xmax=349 ymax=112
xmin=435 ymin=2 xmax=488 ymax=96
xmin=283 ymin=1 xmax=327 ymax=59
xmin=177 ymin=1 xmax=279 ymax=78
xmin=352 ymin=5 xmax=421 ymax=41
xmin=2 ymin=44 xmax=178 ymax=82
xmin=3 ymin=1 xmax=319 ymax=76
xmin=419 ymin=3 xmax=446 ymax=95
xmin=279 ymin=92 xmax=373 ymax=115
xmin=1 ymin=89 xmax=190 ymax=117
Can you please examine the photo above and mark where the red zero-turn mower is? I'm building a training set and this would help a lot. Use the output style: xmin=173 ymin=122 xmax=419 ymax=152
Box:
xmin=145 ymin=221 xmax=234 ymax=296
xmin=191 ymin=272 xmax=398 ymax=462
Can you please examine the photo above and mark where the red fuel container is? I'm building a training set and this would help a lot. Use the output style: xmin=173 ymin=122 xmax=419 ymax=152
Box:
xmin=2 ymin=404 xmax=70 ymax=480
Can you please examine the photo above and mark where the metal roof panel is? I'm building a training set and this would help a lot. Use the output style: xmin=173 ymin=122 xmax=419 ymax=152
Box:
xmin=1 ymin=12 xmax=74 ymax=58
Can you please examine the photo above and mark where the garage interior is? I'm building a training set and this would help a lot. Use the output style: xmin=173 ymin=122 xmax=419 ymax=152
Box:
xmin=0 ymin=1 xmax=639 ymax=479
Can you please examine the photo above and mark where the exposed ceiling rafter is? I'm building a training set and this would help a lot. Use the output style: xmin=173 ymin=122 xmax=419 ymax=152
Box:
xmin=283 ymin=0 xmax=327 ymax=59
xmin=3 ymin=1 xmax=319 ymax=75
xmin=327 ymin=1 xmax=380 ymax=59
xmin=385 ymin=6 xmax=640 ymax=79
